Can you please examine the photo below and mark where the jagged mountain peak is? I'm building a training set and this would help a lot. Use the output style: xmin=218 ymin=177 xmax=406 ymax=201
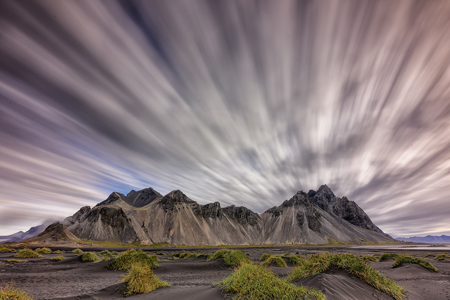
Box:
xmin=125 ymin=187 xmax=162 ymax=207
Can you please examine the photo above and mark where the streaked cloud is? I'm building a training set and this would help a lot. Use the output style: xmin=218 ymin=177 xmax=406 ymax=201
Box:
xmin=1 ymin=0 xmax=449 ymax=237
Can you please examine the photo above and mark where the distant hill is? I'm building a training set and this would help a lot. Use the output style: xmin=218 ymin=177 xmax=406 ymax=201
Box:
xmin=20 ymin=222 xmax=80 ymax=244
xmin=0 ymin=220 xmax=56 ymax=243
xmin=396 ymin=235 xmax=450 ymax=243
xmin=62 ymin=185 xmax=393 ymax=246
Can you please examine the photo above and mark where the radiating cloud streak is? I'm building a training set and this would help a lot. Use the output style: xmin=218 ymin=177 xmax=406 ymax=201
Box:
xmin=1 ymin=0 xmax=449 ymax=237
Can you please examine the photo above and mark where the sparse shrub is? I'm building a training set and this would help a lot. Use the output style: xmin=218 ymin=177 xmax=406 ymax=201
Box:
xmin=260 ymin=253 xmax=271 ymax=261
xmin=106 ymin=249 xmax=158 ymax=271
xmin=223 ymin=250 xmax=251 ymax=267
xmin=217 ymin=263 xmax=325 ymax=300
xmin=6 ymin=259 xmax=25 ymax=263
xmin=100 ymin=250 xmax=111 ymax=255
xmin=112 ymin=251 xmax=119 ymax=255
xmin=50 ymin=255 xmax=65 ymax=261
xmin=0 ymin=283 xmax=32 ymax=300
xmin=122 ymin=263 xmax=170 ymax=296
xmin=262 ymin=255 xmax=287 ymax=267
xmin=79 ymin=252 xmax=99 ymax=262
xmin=195 ymin=253 xmax=212 ymax=260
xmin=53 ymin=250 xmax=65 ymax=254
xmin=392 ymin=255 xmax=438 ymax=272
xmin=35 ymin=247 xmax=52 ymax=254
xmin=435 ymin=254 xmax=449 ymax=261
xmin=211 ymin=249 xmax=231 ymax=260
xmin=379 ymin=253 xmax=399 ymax=262
xmin=72 ymin=248 xmax=83 ymax=254
xmin=14 ymin=249 xmax=42 ymax=258
xmin=0 ymin=246 xmax=16 ymax=253
xmin=287 ymin=253 xmax=406 ymax=300
xmin=172 ymin=256 xmax=179 ymax=260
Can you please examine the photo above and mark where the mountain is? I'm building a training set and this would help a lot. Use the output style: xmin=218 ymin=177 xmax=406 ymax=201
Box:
xmin=63 ymin=185 xmax=392 ymax=246
xmin=21 ymin=222 xmax=80 ymax=244
xmin=0 ymin=220 xmax=56 ymax=243
xmin=396 ymin=235 xmax=450 ymax=243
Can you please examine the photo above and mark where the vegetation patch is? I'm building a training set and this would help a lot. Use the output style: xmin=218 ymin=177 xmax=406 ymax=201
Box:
xmin=53 ymin=250 xmax=65 ymax=254
xmin=288 ymin=255 xmax=305 ymax=266
xmin=210 ymin=249 xmax=231 ymax=260
xmin=260 ymin=253 xmax=271 ymax=261
xmin=72 ymin=248 xmax=84 ymax=254
xmin=360 ymin=255 xmax=378 ymax=262
xmin=379 ymin=253 xmax=399 ymax=262
xmin=5 ymin=259 xmax=26 ymax=263
xmin=79 ymin=252 xmax=99 ymax=262
xmin=435 ymin=254 xmax=449 ymax=261
xmin=50 ymin=255 xmax=65 ymax=261
xmin=261 ymin=255 xmax=287 ymax=267
xmin=106 ymin=249 xmax=158 ymax=271
xmin=287 ymin=253 xmax=405 ymax=300
xmin=392 ymin=255 xmax=438 ymax=272
xmin=122 ymin=263 xmax=170 ymax=296
xmin=112 ymin=251 xmax=119 ymax=256
xmin=14 ymin=249 xmax=42 ymax=258
xmin=35 ymin=247 xmax=52 ymax=254
xmin=0 ymin=246 xmax=16 ymax=253
xmin=217 ymin=263 xmax=325 ymax=300
xmin=223 ymin=250 xmax=251 ymax=267
xmin=0 ymin=283 xmax=32 ymax=300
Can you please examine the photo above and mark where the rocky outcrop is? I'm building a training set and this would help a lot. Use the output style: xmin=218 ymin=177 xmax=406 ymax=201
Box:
xmin=22 ymin=222 xmax=80 ymax=243
xmin=63 ymin=185 xmax=392 ymax=245
xmin=308 ymin=185 xmax=383 ymax=233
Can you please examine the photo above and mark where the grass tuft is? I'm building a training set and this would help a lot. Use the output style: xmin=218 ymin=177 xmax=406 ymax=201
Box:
xmin=287 ymin=252 xmax=406 ymax=300
xmin=223 ymin=250 xmax=251 ymax=267
xmin=261 ymin=255 xmax=287 ymax=267
xmin=210 ymin=249 xmax=231 ymax=260
xmin=379 ymin=253 xmax=399 ymax=262
xmin=50 ymin=255 xmax=65 ymax=261
xmin=35 ymin=247 xmax=52 ymax=254
xmin=0 ymin=282 xmax=32 ymax=300
xmin=392 ymin=255 xmax=438 ymax=272
xmin=0 ymin=246 xmax=16 ymax=253
xmin=5 ymin=259 xmax=25 ymax=263
xmin=106 ymin=249 xmax=158 ymax=271
xmin=217 ymin=263 xmax=325 ymax=300
xmin=122 ymin=263 xmax=170 ymax=296
xmin=435 ymin=254 xmax=449 ymax=261
xmin=14 ymin=249 xmax=42 ymax=258
xmin=195 ymin=253 xmax=212 ymax=260
xmin=360 ymin=255 xmax=378 ymax=262
xmin=260 ymin=253 xmax=271 ymax=261
xmin=288 ymin=255 xmax=305 ymax=266
xmin=72 ymin=248 xmax=83 ymax=254
xmin=79 ymin=252 xmax=99 ymax=262
xmin=53 ymin=250 xmax=65 ymax=254
xmin=112 ymin=251 xmax=119 ymax=256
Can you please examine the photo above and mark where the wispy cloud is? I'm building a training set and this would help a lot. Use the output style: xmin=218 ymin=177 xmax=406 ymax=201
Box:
xmin=1 ymin=0 xmax=449 ymax=237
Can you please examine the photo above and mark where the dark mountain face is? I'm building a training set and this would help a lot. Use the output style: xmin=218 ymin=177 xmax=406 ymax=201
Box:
xmin=63 ymin=185 xmax=392 ymax=246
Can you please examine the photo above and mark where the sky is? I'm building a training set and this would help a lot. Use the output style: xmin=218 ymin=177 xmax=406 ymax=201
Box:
xmin=1 ymin=0 xmax=450 ymax=238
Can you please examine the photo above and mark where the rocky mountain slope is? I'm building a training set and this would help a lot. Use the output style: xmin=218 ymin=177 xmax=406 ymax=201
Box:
xmin=63 ymin=185 xmax=392 ymax=245
xmin=21 ymin=222 xmax=80 ymax=244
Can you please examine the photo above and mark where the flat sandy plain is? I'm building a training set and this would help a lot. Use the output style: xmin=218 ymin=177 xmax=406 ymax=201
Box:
xmin=1 ymin=244 xmax=449 ymax=300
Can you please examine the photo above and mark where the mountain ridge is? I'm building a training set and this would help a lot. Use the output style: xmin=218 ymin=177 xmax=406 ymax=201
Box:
xmin=62 ymin=185 xmax=392 ymax=246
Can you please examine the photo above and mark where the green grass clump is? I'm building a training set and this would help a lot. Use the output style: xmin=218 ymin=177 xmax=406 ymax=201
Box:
xmin=435 ymin=254 xmax=449 ymax=261
xmin=287 ymin=253 xmax=405 ymax=300
xmin=288 ymin=255 xmax=305 ymax=266
xmin=262 ymin=255 xmax=287 ymax=267
xmin=0 ymin=283 xmax=32 ymax=300
xmin=195 ymin=253 xmax=212 ymax=260
xmin=5 ymin=259 xmax=25 ymax=263
xmin=50 ymin=255 xmax=65 ymax=261
xmin=210 ymin=249 xmax=231 ymax=260
xmin=106 ymin=249 xmax=158 ymax=271
xmin=260 ymin=253 xmax=271 ymax=261
xmin=14 ymin=249 xmax=42 ymax=258
xmin=79 ymin=252 xmax=99 ymax=262
xmin=174 ymin=251 xmax=192 ymax=259
xmin=223 ymin=250 xmax=251 ymax=267
xmin=360 ymin=255 xmax=378 ymax=262
xmin=100 ymin=250 xmax=111 ymax=255
xmin=53 ymin=250 xmax=65 ymax=254
xmin=122 ymin=263 xmax=170 ymax=296
xmin=0 ymin=246 xmax=16 ymax=253
xmin=379 ymin=253 xmax=399 ymax=262
xmin=217 ymin=263 xmax=325 ymax=300
xmin=112 ymin=251 xmax=119 ymax=255
xmin=35 ymin=247 xmax=52 ymax=254
xmin=392 ymin=255 xmax=438 ymax=272
xmin=72 ymin=248 xmax=83 ymax=254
